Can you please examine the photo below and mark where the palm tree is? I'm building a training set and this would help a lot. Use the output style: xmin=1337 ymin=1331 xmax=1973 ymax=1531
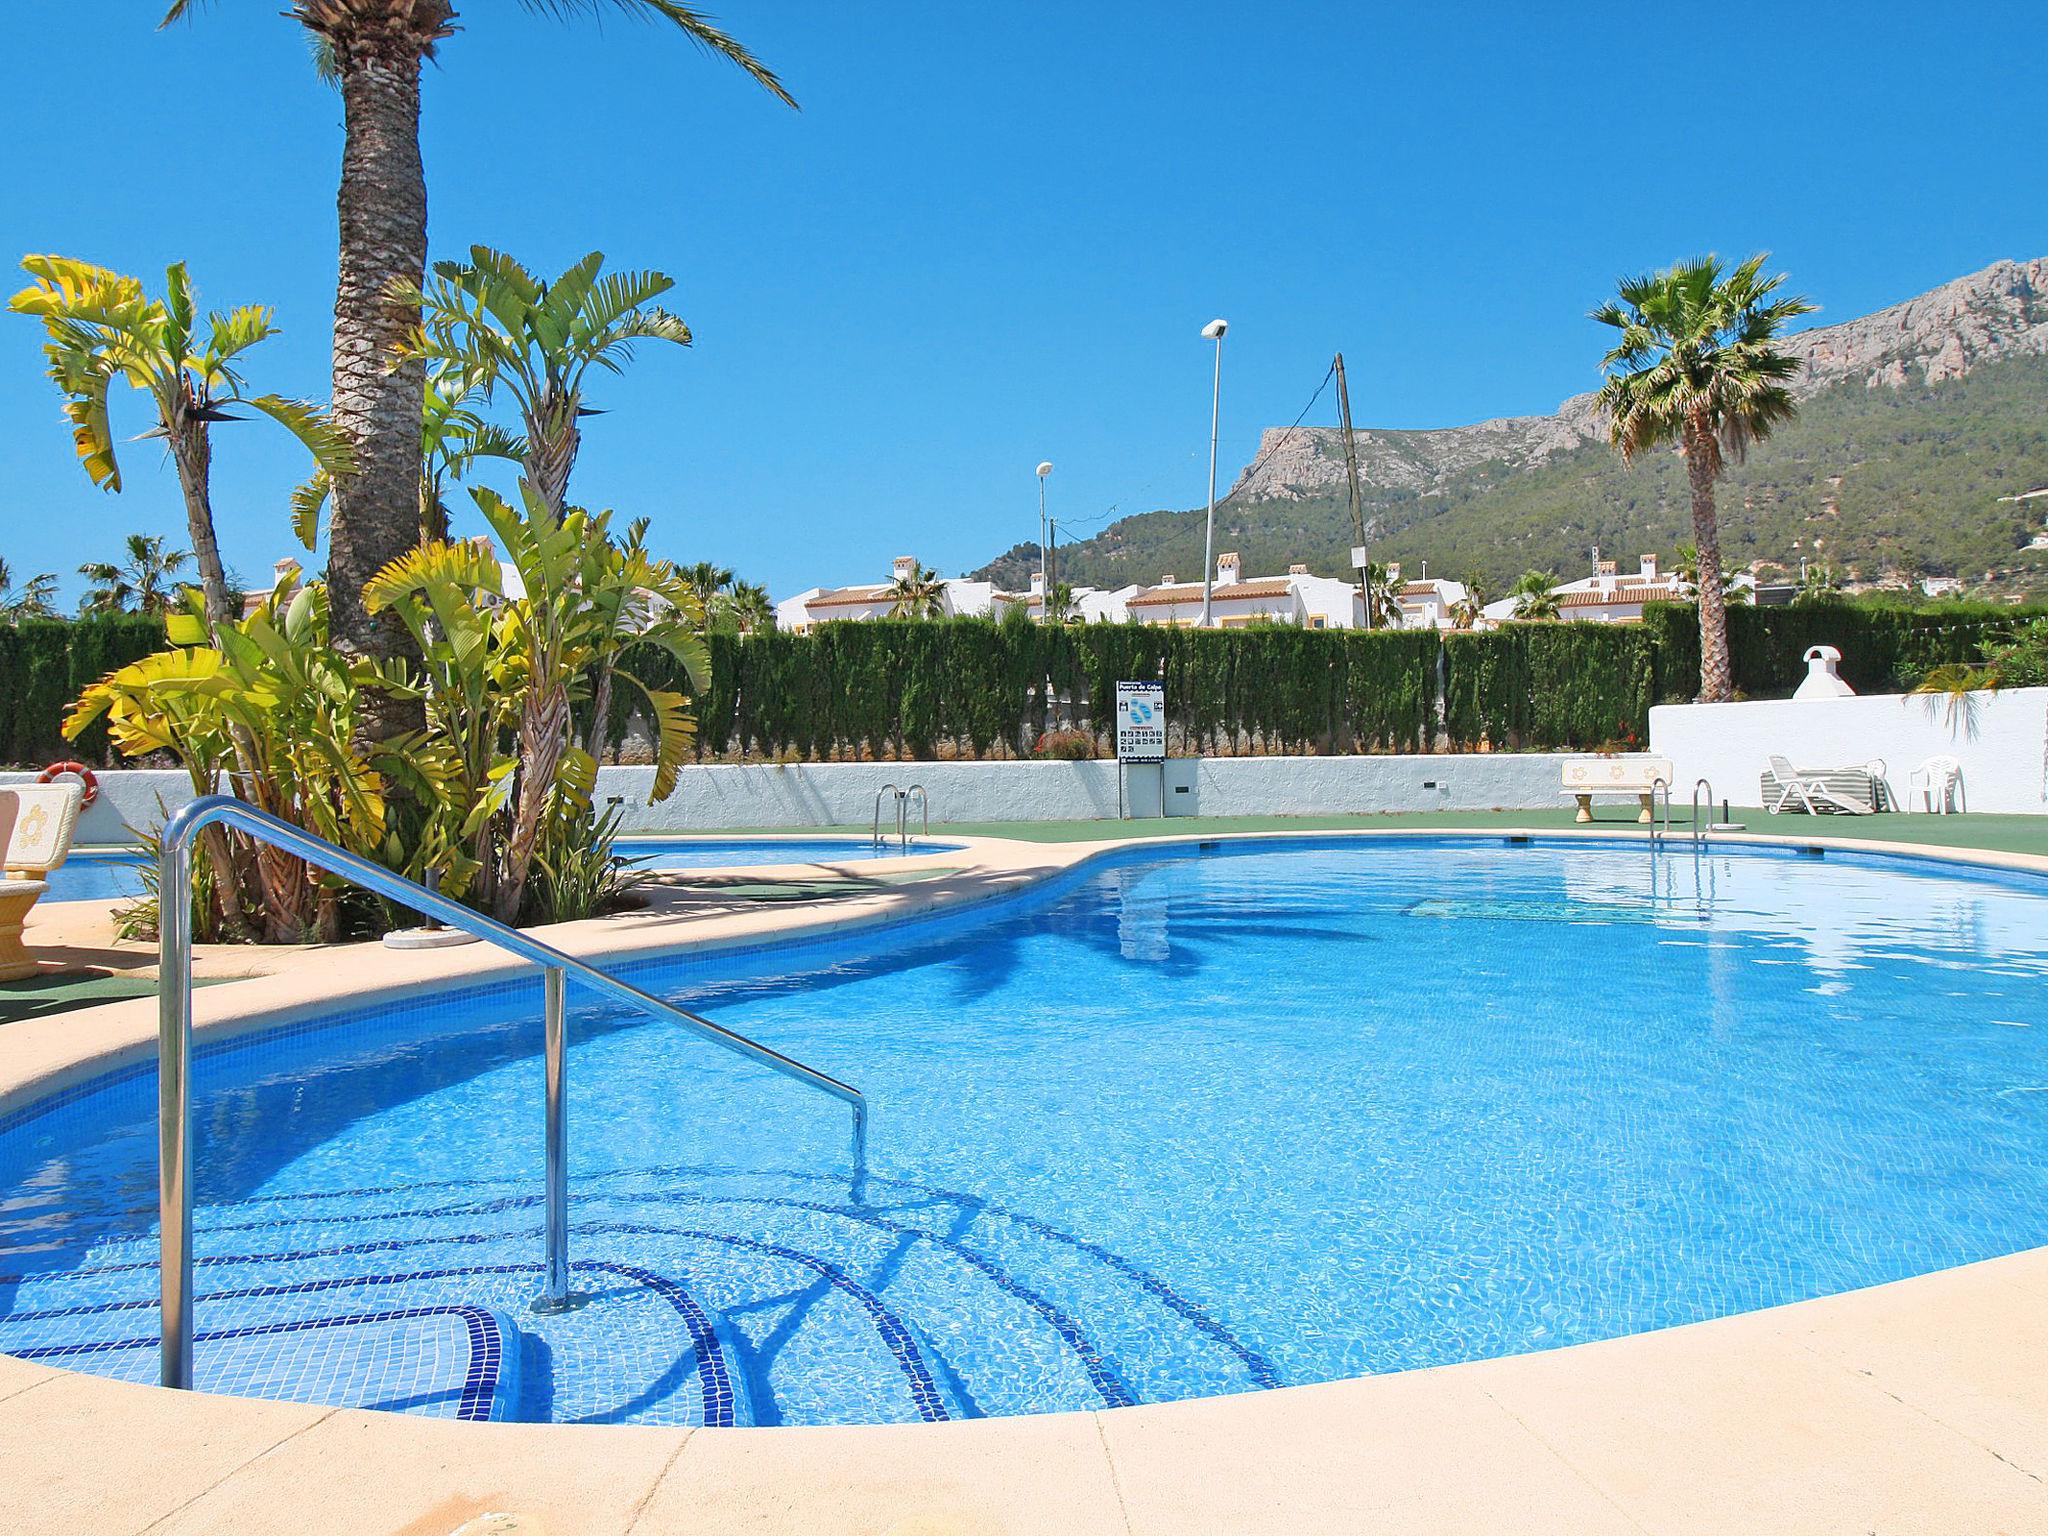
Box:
xmin=1794 ymin=562 xmax=1843 ymax=606
xmin=1593 ymin=254 xmax=1815 ymax=700
xmin=10 ymin=258 xmax=350 ymax=630
xmin=887 ymin=565 xmax=946 ymax=619
xmin=1359 ymin=561 xmax=1401 ymax=627
xmin=1673 ymin=542 xmax=1753 ymax=606
xmin=1451 ymin=570 xmax=1492 ymax=630
xmin=680 ymin=561 xmax=736 ymax=610
xmin=0 ymin=558 xmax=61 ymax=621
xmin=160 ymin=0 xmax=793 ymax=691
xmin=721 ymin=579 xmax=774 ymax=634
xmin=79 ymin=533 xmax=192 ymax=616
xmin=1509 ymin=569 xmax=1560 ymax=621
xmin=293 ymin=367 xmax=525 ymax=549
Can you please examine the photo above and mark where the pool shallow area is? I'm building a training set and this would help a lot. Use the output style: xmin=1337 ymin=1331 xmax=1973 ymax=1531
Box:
xmin=4 ymin=835 xmax=2047 ymax=1429
xmin=35 ymin=837 xmax=958 ymax=905
xmin=623 ymin=836 xmax=963 ymax=870
xmin=42 ymin=848 xmax=148 ymax=903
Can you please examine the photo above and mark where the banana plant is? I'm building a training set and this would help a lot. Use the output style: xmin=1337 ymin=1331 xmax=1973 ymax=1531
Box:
xmin=368 ymin=482 xmax=705 ymax=923
xmin=400 ymin=247 xmax=691 ymax=514
xmin=66 ymin=576 xmax=438 ymax=941
xmin=10 ymin=257 xmax=353 ymax=628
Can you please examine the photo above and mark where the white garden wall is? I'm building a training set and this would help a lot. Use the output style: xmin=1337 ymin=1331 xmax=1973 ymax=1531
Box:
xmin=1648 ymin=687 xmax=2048 ymax=813
xmin=4 ymin=752 xmax=1570 ymax=844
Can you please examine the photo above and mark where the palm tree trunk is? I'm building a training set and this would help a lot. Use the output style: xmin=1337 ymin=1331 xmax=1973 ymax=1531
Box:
xmin=498 ymin=683 xmax=571 ymax=923
xmin=165 ymin=416 xmax=233 ymax=627
xmin=1683 ymin=419 xmax=1734 ymax=703
xmin=327 ymin=44 xmax=430 ymax=739
xmin=524 ymin=406 xmax=581 ymax=516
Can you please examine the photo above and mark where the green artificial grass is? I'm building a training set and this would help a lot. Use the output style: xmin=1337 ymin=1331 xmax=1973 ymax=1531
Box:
xmin=0 ymin=972 xmax=228 ymax=1027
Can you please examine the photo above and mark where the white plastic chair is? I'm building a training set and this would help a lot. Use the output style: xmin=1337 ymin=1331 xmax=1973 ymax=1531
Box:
xmin=1908 ymin=755 xmax=1964 ymax=815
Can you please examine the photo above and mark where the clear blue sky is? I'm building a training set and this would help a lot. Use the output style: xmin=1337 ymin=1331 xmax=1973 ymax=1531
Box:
xmin=2 ymin=2 xmax=2041 ymax=605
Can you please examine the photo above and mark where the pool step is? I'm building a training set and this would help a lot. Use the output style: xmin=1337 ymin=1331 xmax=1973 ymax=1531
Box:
xmin=0 ymin=1165 xmax=1274 ymax=1426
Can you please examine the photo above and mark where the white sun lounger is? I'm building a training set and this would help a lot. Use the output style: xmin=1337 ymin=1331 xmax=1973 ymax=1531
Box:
xmin=1762 ymin=754 xmax=1881 ymax=816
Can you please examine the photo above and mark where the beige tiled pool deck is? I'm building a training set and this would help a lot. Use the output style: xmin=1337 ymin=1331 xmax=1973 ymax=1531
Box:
xmin=6 ymin=822 xmax=2048 ymax=1534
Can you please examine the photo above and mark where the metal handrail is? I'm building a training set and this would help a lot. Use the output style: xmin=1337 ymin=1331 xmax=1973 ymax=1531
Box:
xmin=871 ymin=784 xmax=902 ymax=850
xmin=1648 ymin=777 xmax=1671 ymax=851
xmin=155 ymin=794 xmax=867 ymax=1392
xmin=1691 ymin=778 xmax=1715 ymax=850
xmin=902 ymin=784 xmax=929 ymax=848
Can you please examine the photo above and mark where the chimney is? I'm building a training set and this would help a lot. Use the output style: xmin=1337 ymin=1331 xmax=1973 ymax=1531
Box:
xmin=892 ymin=555 xmax=918 ymax=583
xmin=1639 ymin=553 xmax=1660 ymax=580
xmin=271 ymin=558 xmax=296 ymax=585
xmin=1029 ymin=570 xmax=1045 ymax=597
xmin=1216 ymin=551 xmax=1242 ymax=586
xmin=1288 ymin=563 xmax=1309 ymax=576
xmin=1160 ymin=573 xmax=1177 ymax=586
xmin=1387 ymin=561 xmax=1402 ymax=583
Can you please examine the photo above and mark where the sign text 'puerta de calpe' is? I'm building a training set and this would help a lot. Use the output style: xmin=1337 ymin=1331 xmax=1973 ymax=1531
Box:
xmin=1115 ymin=681 xmax=1166 ymax=764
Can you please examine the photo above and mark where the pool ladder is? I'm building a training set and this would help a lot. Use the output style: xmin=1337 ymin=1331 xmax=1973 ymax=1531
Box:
xmin=153 ymin=795 xmax=869 ymax=1394
xmin=871 ymin=783 xmax=930 ymax=851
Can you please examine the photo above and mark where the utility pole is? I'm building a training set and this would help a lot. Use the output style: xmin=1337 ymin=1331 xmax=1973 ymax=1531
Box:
xmin=1335 ymin=352 xmax=1371 ymax=629
xmin=1200 ymin=319 xmax=1228 ymax=627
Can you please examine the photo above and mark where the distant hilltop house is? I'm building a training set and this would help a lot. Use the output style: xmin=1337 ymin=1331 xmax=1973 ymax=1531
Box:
xmin=776 ymin=551 xmax=1486 ymax=631
xmin=1391 ymin=569 xmax=1471 ymax=630
xmin=242 ymin=538 xmax=532 ymax=620
xmin=776 ymin=556 xmax=1003 ymax=633
xmin=1479 ymin=553 xmax=1725 ymax=625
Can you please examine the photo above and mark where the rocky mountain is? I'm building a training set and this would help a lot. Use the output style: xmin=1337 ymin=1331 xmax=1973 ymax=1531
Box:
xmin=977 ymin=258 xmax=2048 ymax=596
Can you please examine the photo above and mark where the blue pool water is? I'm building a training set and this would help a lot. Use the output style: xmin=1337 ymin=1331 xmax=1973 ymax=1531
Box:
xmin=4 ymin=837 xmax=2047 ymax=1426
xmin=624 ymin=837 xmax=962 ymax=870
xmin=35 ymin=838 xmax=956 ymax=905
xmin=42 ymin=848 xmax=148 ymax=903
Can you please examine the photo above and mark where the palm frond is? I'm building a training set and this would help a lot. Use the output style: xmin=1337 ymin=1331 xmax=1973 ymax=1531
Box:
xmin=515 ymin=0 xmax=797 ymax=108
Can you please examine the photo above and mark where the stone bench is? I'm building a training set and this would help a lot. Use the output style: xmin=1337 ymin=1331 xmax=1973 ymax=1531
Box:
xmin=0 ymin=783 xmax=86 ymax=980
xmin=1560 ymin=755 xmax=1675 ymax=824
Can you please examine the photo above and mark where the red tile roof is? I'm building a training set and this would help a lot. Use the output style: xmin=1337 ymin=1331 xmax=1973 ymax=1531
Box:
xmin=1128 ymin=579 xmax=1295 ymax=607
xmin=805 ymin=584 xmax=893 ymax=610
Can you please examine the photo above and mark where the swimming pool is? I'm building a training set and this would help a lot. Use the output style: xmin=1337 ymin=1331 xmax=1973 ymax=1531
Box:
xmin=4 ymin=836 xmax=2046 ymax=1426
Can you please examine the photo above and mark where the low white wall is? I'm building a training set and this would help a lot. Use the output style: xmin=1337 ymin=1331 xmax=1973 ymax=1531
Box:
xmin=603 ymin=752 xmax=1562 ymax=829
xmin=0 ymin=768 xmax=197 ymax=847
xmin=5 ymin=752 xmax=1570 ymax=842
xmin=1648 ymin=687 xmax=2048 ymax=813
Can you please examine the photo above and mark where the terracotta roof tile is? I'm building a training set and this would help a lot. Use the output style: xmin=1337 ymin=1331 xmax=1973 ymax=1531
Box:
xmin=1128 ymin=578 xmax=1296 ymax=607
xmin=805 ymin=584 xmax=893 ymax=610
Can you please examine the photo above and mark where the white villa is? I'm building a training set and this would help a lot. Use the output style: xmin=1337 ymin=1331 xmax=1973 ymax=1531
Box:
xmin=1391 ymin=568 xmax=1472 ymax=630
xmin=776 ymin=556 xmax=1004 ymax=634
xmin=1121 ymin=552 xmax=1366 ymax=629
xmin=1480 ymin=554 xmax=1707 ymax=625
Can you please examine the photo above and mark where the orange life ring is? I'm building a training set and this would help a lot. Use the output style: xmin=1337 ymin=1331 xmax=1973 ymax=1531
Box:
xmin=36 ymin=760 xmax=98 ymax=808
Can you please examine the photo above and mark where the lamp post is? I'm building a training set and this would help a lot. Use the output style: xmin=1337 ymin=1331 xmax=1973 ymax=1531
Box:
xmin=1036 ymin=460 xmax=1053 ymax=623
xmin=1199 ymin=318 xmax=1228 ymax=627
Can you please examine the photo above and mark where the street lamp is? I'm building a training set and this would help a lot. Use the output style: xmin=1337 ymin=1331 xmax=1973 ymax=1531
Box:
xmin=1036 ymin=460 xmax=1053 ymax=622
xmin=1199 ymin=318 xmax=1228 ymax=627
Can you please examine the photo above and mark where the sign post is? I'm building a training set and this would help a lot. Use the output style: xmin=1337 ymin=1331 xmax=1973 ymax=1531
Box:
xmin=1114 ymin=680 xmax=1167 ymax=819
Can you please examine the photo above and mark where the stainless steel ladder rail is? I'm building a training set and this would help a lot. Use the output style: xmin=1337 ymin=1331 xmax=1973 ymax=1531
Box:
xmin=1648 ymin=777 xmax=1672 ymax=852
xmin=155 ymin=794 xmax=868 ymax=1392
xmin=871 ymin=784 xmax=902 ymax=850
xmin=901 ymin=784 xmax=929 ymax=849
xmin=1691 ymin=778 xmax=1715 ymax=850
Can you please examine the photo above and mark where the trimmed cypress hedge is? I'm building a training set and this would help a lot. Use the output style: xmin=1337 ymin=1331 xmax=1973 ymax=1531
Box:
xmin=1640 ymin=600 xmax=2025 ymax=702
xmin=0 ymin=615 xmax=166 ymax=766
xmin=8 ymin=604 xmax=2038 ymax=769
